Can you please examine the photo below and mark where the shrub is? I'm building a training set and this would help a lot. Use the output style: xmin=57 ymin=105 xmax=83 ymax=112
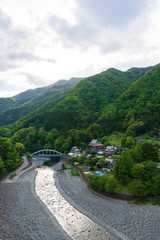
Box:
xmin=70 ymin=168 xmax=80 ymax=177
xmin=128 ymin=180 xmax=147 ymax=197
xmin=105 ymin=177 xmax=118 ymax=193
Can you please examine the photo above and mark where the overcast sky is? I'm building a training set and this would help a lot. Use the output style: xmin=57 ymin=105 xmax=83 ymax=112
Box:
xmin=0 ymin=0 xmax=160 ymax=97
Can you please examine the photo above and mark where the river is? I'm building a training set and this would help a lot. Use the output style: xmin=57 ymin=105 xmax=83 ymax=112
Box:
xmin=0 ymin=159 xmax=160 ymax=239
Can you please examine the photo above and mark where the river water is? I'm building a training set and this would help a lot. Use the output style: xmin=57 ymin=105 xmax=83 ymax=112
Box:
xmin=35 ymin=166 xmax=117 ymax=240
xmin=1 ymin=158 xmax=159 ymax=240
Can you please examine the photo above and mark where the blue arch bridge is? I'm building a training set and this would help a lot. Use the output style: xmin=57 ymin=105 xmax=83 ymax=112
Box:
xmin=31 ymin=149 xmax=63 ymax=158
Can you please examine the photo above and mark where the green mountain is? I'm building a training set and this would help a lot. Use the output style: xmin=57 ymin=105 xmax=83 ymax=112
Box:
xmin=0 ymin=98 xmax=18 ymax=113
xmin=13 ymin=66 xmax=153 ymax=133
xmin=1 ymin=64 xmax=159 ymax=153
xmin=0 ymin=77 xmax=83 ymax=126
xmin=98 ymin=66 xmax=160 ymax=135
xmin=0 ymin=86 xmax=48 ymax=114
xmin=13 ymin=86 xmax=47 ymax=105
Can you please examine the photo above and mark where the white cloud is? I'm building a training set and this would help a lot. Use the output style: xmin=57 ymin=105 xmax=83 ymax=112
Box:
xmin=0 ymin=0 xmax=160 ymax=97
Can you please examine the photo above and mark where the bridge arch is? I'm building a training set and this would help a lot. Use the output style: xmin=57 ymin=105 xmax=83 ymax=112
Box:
xmin=31 ymin=149 xmax=62 ymax=158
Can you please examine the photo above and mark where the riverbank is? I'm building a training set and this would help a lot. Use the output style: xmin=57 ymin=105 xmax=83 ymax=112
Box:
xmin=0 ymin=161 xmax=71 ymax=240
xmin=35 ymin=166 xmax=117 ymax=240
xmin=1 ymin=161 xmax=160 ymax=240
xmin=56 ymin=169 xmax=160 ymax=240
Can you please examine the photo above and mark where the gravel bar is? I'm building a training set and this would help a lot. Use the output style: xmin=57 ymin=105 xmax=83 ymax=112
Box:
xmin=0 ymin=170 xmax=71 ymax=240
xmin=56 ymin=169 xmax=160 ymax=240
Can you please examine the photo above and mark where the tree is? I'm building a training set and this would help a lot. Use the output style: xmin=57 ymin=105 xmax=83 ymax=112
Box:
xmin=0 ymin=156 xmax=5 ymax=176
xmin=114 ymin=151 xmax=133 ymax=184
xmin=87 ymin=124 xmax=103 ymax=139
xmin=15 ymin=142 xmax=25 ymax=156
xmin=0 ymin=156 xmax=4 ymax=169
xmin=128 ymin=180 xmax=147 ymax=197
xmin=97 ymin=157 xmax=106 ymax=168
xmin=61 ymin=142 xmax=70 ymax=153
xmin=77 ymin=155 xmax=87 ymax=164
xmin=131 ymin=163 xmax=144 ymax=179
xmin=140 ymin=142 xmax=159 ymax=162
xmin=97 ymin=175 xmax=108 ymax=191
xmin=124 ymin=136 xmax=135 ymax=148
xmin=54 ymin=135 xmax=65 ymax=152
xmin=125 ymin=130 xmax=135 ymax=138
xmin=105 ymin=177 xmax=118 ymax=193
xmin=148 ymin=174 xmax=160 ymax=195
xmin=45 ymin=128 xmax=59 ymax=148
xmin=142 ymin=160 xmax=158 ymax=181
xmin=88 ymin=175 xmax=99 ymax=190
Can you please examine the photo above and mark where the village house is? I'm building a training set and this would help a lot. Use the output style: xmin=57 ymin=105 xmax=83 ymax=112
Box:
xmin=89 ymin=139 xmax=103 ymax=150
xmin=105 ymin=145 xmax=117 ymax=156
xmin=68 ymin=146 xmax=81 ymax=158
xmin=105 ymin=158 xmax=114 ymax=166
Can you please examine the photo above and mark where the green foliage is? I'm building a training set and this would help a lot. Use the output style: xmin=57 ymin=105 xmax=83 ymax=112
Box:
xmin=15 ymin=142 xmax=25 ymax=156
xmin=105 ymin=177 xmax=118 ymax=193
xmin=89 ymin=174 xmax=118 ymax=193
xmin=0 ymin=77 xmax=82 ymax=126
xmin=27 ymin=152 xmax=31 ymax=161
xmin=114 ymin=151 xmax=133 ymax=184
xmin=131 ymin=163 xmax=145 ymax=179
xmin=134 ymin=198 xmax=160 ymax=206
xmin=88 ymin=175 xmax=99 ymax=190
xmin=114 ymin=141 xmax=160 ymax=196
xmin=0 ymin=137 xmax=22 ymax=176
xmin=0 ymin=97 xmax=18 ymax=114
xmin=99 ymin=66 xmax=160 ymax=135
xmin=97 ymin=157 xmax=106 ymax=168
xmin=70 ymin=168 xmax=80 ymax=177
xmin=147 ymin=174 xmax=160 ymax=195
xmin=96 ymin=175 xmax=108 ymax=191
xmin=133 ymin=142 xmax=159 ymax=163
xmin=128 ymin=180 xmax=147 ymax=197
xmin=45 ymin=128 xmax=59 ymax=149
xmin=77 ymin=155 xmax=87 ymax=164
xmin=121 ymin=136 xmax=135 ymax=148
xmin=140 ymin=142 xmax=159 ymax=162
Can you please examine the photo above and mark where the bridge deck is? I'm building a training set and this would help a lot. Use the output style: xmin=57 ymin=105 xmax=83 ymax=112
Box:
xmin=31 ymin=155 xmax=61 ymax=158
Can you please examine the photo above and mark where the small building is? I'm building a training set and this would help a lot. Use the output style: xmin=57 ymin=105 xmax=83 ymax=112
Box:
xmin=105 ymin=146 xmax=117 ymax=155
xmin=97 ymin=151 xmax=104 ymax=156
xmin=105 ymin=158 xmax=114 ymax=166
xmin=71 ymin=146 xmax=80 ymax=153
xmin=89 ymin=139 xmax=103 ymax=149
xmin=68 ymin=146 xmax=81 ymax=158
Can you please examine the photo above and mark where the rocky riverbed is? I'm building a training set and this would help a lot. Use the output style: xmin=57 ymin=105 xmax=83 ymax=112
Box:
xmin=0 ymin=161 xmax=160 ymax=240
xmin=56 ymin=169 xmax=160 ymax=240
xmin=0 ymin=169 xmax=70 ymax=240
xmin=35 ymin=166 xmax=117 ymax=240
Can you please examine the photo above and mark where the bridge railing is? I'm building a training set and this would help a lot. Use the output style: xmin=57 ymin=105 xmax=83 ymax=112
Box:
xmin=31 ymin=149 xmax=62 ymax=158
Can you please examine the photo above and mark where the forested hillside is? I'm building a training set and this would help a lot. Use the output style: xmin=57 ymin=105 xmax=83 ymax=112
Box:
xmin=0 ymin=65 xmax=156 ymax=153
xmin=98 ymin=66 xmax=160 ymax=135
xmin=0 ymin=77 xmax=83 ymax=126
xmin=0 ymin=137 xmax=24 ymax=177
xmin=0 ymin=98 xmax=18 ymax=113
xmin=19 ymin=66 xmax=152 ymax=133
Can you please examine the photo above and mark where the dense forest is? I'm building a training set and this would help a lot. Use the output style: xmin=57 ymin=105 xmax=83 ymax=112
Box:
xmin=0 ymin=77 xmax=83 ymax=126
xmin=0 ymin=137 xmax=24 ymax=177
xmin=88 ymin=141 xmax=160 ymax=197
xmin=98 ymin=66 xmax=160 ymax=135
xmin=0 ymin=64 xmax=160 ymax=176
